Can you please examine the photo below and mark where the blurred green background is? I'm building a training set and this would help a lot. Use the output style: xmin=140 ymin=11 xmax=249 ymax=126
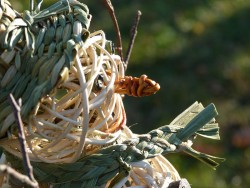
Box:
xmin=10 ymin=0 xmax=250 ymax=187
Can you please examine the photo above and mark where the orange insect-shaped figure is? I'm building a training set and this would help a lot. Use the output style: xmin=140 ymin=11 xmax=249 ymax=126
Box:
xmin=114 ymin=74 xmax=160 ymax=97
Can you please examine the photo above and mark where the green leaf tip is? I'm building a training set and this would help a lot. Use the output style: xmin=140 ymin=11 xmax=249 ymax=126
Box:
xmin=184 ymin=147 xmax=225 ymax=170
xmin=176 ymin=103 xmax=218 ymax=141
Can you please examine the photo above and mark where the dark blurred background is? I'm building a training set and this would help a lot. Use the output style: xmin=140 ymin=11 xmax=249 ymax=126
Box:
xmin=10 ymin=0 xmax=250 ymax=187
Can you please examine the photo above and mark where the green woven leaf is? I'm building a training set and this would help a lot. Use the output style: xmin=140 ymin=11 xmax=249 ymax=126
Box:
xmin=170 ymin=101 xmax=204 ymax=127
xmin=176 ymin=103 xmax=218 ymax=141
xmin=0 ymin=0 xmax=92 ymax=137
xmin=196 ymin=123 xmax=220 ymax=140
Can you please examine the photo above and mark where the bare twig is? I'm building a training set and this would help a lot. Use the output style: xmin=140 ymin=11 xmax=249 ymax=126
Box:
xmin=0 ymin=164 xmax=38 ymax=188
xmin=8 ymin=94 xmax=38 ymax=186
xmin=124 ymin=10 xmax=142 ymax=71
xmin=30 ymin=0 xmax=34 ymax=12
xmin=102 ymin=0 xmax=123 ymax=61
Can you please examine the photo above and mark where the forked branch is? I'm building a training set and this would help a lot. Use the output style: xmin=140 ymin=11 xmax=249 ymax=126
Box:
xmin=102 ymin=0 xmax=123 ymax=60
xmin=0 ymin=164 xmax=38 ymax=188
xmin=8 ymin=94 xmax=38 ymax=187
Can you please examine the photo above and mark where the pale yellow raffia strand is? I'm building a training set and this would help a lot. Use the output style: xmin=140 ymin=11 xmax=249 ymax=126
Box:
xmin=72 ymin=54 xmax=89 ymax=161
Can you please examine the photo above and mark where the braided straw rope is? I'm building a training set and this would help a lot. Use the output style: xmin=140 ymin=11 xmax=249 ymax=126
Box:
xmin=0 ymin=0 xmax=183 ymax=187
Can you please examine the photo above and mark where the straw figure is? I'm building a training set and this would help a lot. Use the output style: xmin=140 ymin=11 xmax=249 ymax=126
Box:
xmin=0 ymin=0 xmax=224 ymax=187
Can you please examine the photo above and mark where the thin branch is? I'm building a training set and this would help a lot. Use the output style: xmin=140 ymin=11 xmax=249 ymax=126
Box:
xmin=0 ymin=164 xmax=38 ymax=188
xmin=8 ymin=94 xmax=38 ymax=186
xmin=124 ymin=10 xmax=142 ymax=71
xmin=102 ymin=0 xmax=123 ymax=61
xmin=30 ymin=0 xmax=34 ymax=13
